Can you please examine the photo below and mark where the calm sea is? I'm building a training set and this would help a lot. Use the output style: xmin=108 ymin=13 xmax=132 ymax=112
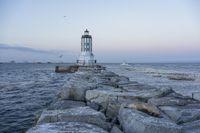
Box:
xmin=0 ymin=63 xmax=200 ymax=132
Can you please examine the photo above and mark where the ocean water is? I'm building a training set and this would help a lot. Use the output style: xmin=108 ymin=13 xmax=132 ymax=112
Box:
xmin=0 ymin=63 xmax=71 ymax=133
xmin=107 ymin=63 xmax=200 ymax=97
xmin=0 ymin=63 xmax=200 ymax=132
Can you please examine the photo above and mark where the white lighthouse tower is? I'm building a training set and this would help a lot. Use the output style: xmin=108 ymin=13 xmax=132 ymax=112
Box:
xmin=77 ymin=29 xmax=96 ymax=66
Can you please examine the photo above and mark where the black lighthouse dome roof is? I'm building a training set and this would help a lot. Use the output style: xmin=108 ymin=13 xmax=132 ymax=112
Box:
xmin=82 ymin=29 xmax=92 ymax=38
xmin=85 ymin=29 xmax=89 ymax=33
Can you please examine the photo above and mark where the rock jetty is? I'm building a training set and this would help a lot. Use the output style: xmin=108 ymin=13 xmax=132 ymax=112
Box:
xmin=27 ymin=65 xmax=200 ymax=133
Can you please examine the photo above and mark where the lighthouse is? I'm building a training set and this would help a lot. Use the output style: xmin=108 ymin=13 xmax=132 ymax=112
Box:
xmin=77 ymin=29 xmax=96 ymax=66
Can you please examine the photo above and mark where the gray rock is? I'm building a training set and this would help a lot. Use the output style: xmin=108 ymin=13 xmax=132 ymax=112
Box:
xmin=148 ymin=93 xmax=198 ymax=106
xmin=118 ymin=107 xmax=182 ymax=133
xmin=110 ymin=126 xmax=123 ymax=133
xmin=99 ymin=81 xmax=119 ymax=88
xmin=117 ymin=76 xmax=130 ymax=85
xmin=86 ymin=86 xmax=172 ymax=105
xmin=101 ymin=71 xmax=118 ymax=77
xmin=90 ymin=76 xmax=110 ymax=84
xmin=86 ymin=86 xmax=173 ymax=119
xmin=90 ymin=77 xmax=120 ymax=88
xmin=118 ymin=81 xmax=138 ymax=87
xmin=81 ymin=71 xmax=129 ymax=87
xmin=122 ymin=85 xmax=173 ymax=97
xmin=167 ymin=74 xmax=195 ymax=81
xmin=192 ymin=92 xmax=200 ymax=101
xmin=105 ymin=95 xmax=135 ymax=119
xmin=159 ymin=104 xmax=200 ymax=124
xmin=73 ymin=71 xmax=97 ymax=80
xmin=121 ymin=83 xmax=157 ymax=92
xmin=27 ymin=122 xmax=109 ymax=133
xmin=60 ymin=80 xmax=96 ymax=101
xmin=182 ymin=120 xmax=200 ymax=133
xmin=85 ymin=86 xmax=120 ymax=110
xmin=109 ymin=76 xmax=120 ymax=82
xmin=87 ymin=101 xmax=100 ymax=111
xmin=37 ymin=106 xmax=111 ymax=131
xmin=109 ymin=76 xmax=129 ymax=83
xmin=47 ymin=99 xmax=86 ymax=110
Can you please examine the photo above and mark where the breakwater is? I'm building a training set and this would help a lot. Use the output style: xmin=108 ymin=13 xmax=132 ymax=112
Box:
xmin=27 ymin=65 xmax=200 ymax=133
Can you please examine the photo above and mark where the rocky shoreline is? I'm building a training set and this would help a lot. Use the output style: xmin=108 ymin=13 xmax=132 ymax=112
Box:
xmin=27 ymin=65 xmax=200 ymax=133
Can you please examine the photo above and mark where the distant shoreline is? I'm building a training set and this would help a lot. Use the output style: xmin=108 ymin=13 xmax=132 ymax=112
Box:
xmin=1 ymin=62 xmax=200 ymax=64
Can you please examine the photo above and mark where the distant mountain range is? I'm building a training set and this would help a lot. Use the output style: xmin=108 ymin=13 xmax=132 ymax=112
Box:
xmin=0 ymin=44 xmax=77 ymax=63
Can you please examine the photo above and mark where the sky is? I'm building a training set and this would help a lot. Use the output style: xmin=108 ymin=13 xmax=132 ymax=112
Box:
xmin=0 ymin=0 xmax=200 ymax=63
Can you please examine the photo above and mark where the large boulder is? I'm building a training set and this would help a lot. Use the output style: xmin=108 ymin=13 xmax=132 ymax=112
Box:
xmin=192 ymin=92 xmax=200 ymax=101
xmin=86 ymin=86 xmax=173 ymax=119
xmin=80 ymin=70 xmax=130 ymax=88
xmin=101 ymin=71 xmax=118 ymax=77
xmin=118 ymin=107 xmax=182 ymax=133
xmin=37 ymin=106 xmax=111 ymax=131
xmin=121 ymin=83 xmax=157 ymax=91
xmin=105 ymin=95 xmax=134 ymax=119
xmin=182 ymin=120 xmax=200 ymax=133
xmin=85 ymin=86 xmax=121 ymax=109
xmin=27 ymin=122 xmax=109 ymax=133
xmin=109 ymin=76 xmax=130 ymax=85
xmin=86 ymin=86 xmax=172 ymax=106
xmin=110 ymin=126 xmax=123 ymax=133
xmin=122 ymin=85 xmax=173 ymax=97
xmin=89 ymin=76 xmax=110 ymax=85
xmin=167 ymin=74 xmax=195 ymax=81
xmin=87 ymin=101 xmax=101 ymax=111
xmin=60 ymin=80 xmax=97 ymax=101
xmin=47 ymin=99 xmax=86 ymax=110
xmin=148 ymin=92 xmax=198 ymax=106
xmin=118 ymin=81 xmax=138 ymax=88
xmin=159 ymin=104 xmax=200 ymax=124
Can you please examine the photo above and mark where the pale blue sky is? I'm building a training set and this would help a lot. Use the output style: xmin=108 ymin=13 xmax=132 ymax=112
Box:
xmin=0 ymin=0 xmax=200 ymax=62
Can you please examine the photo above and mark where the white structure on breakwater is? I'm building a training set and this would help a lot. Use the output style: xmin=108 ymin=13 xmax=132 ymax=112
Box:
xmin=77 ymin=29 xmax=96 ymax=66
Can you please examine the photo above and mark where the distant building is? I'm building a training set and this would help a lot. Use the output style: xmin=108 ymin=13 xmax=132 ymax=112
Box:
xmin=77 ymin=29 xmax=96 ymax=66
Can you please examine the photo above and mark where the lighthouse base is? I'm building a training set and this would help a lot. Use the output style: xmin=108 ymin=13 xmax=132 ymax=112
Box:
xmin=77 ymin=52 xmax=96 ymax=66
xmin=77 ymin=60 xmax=96 ymax=66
